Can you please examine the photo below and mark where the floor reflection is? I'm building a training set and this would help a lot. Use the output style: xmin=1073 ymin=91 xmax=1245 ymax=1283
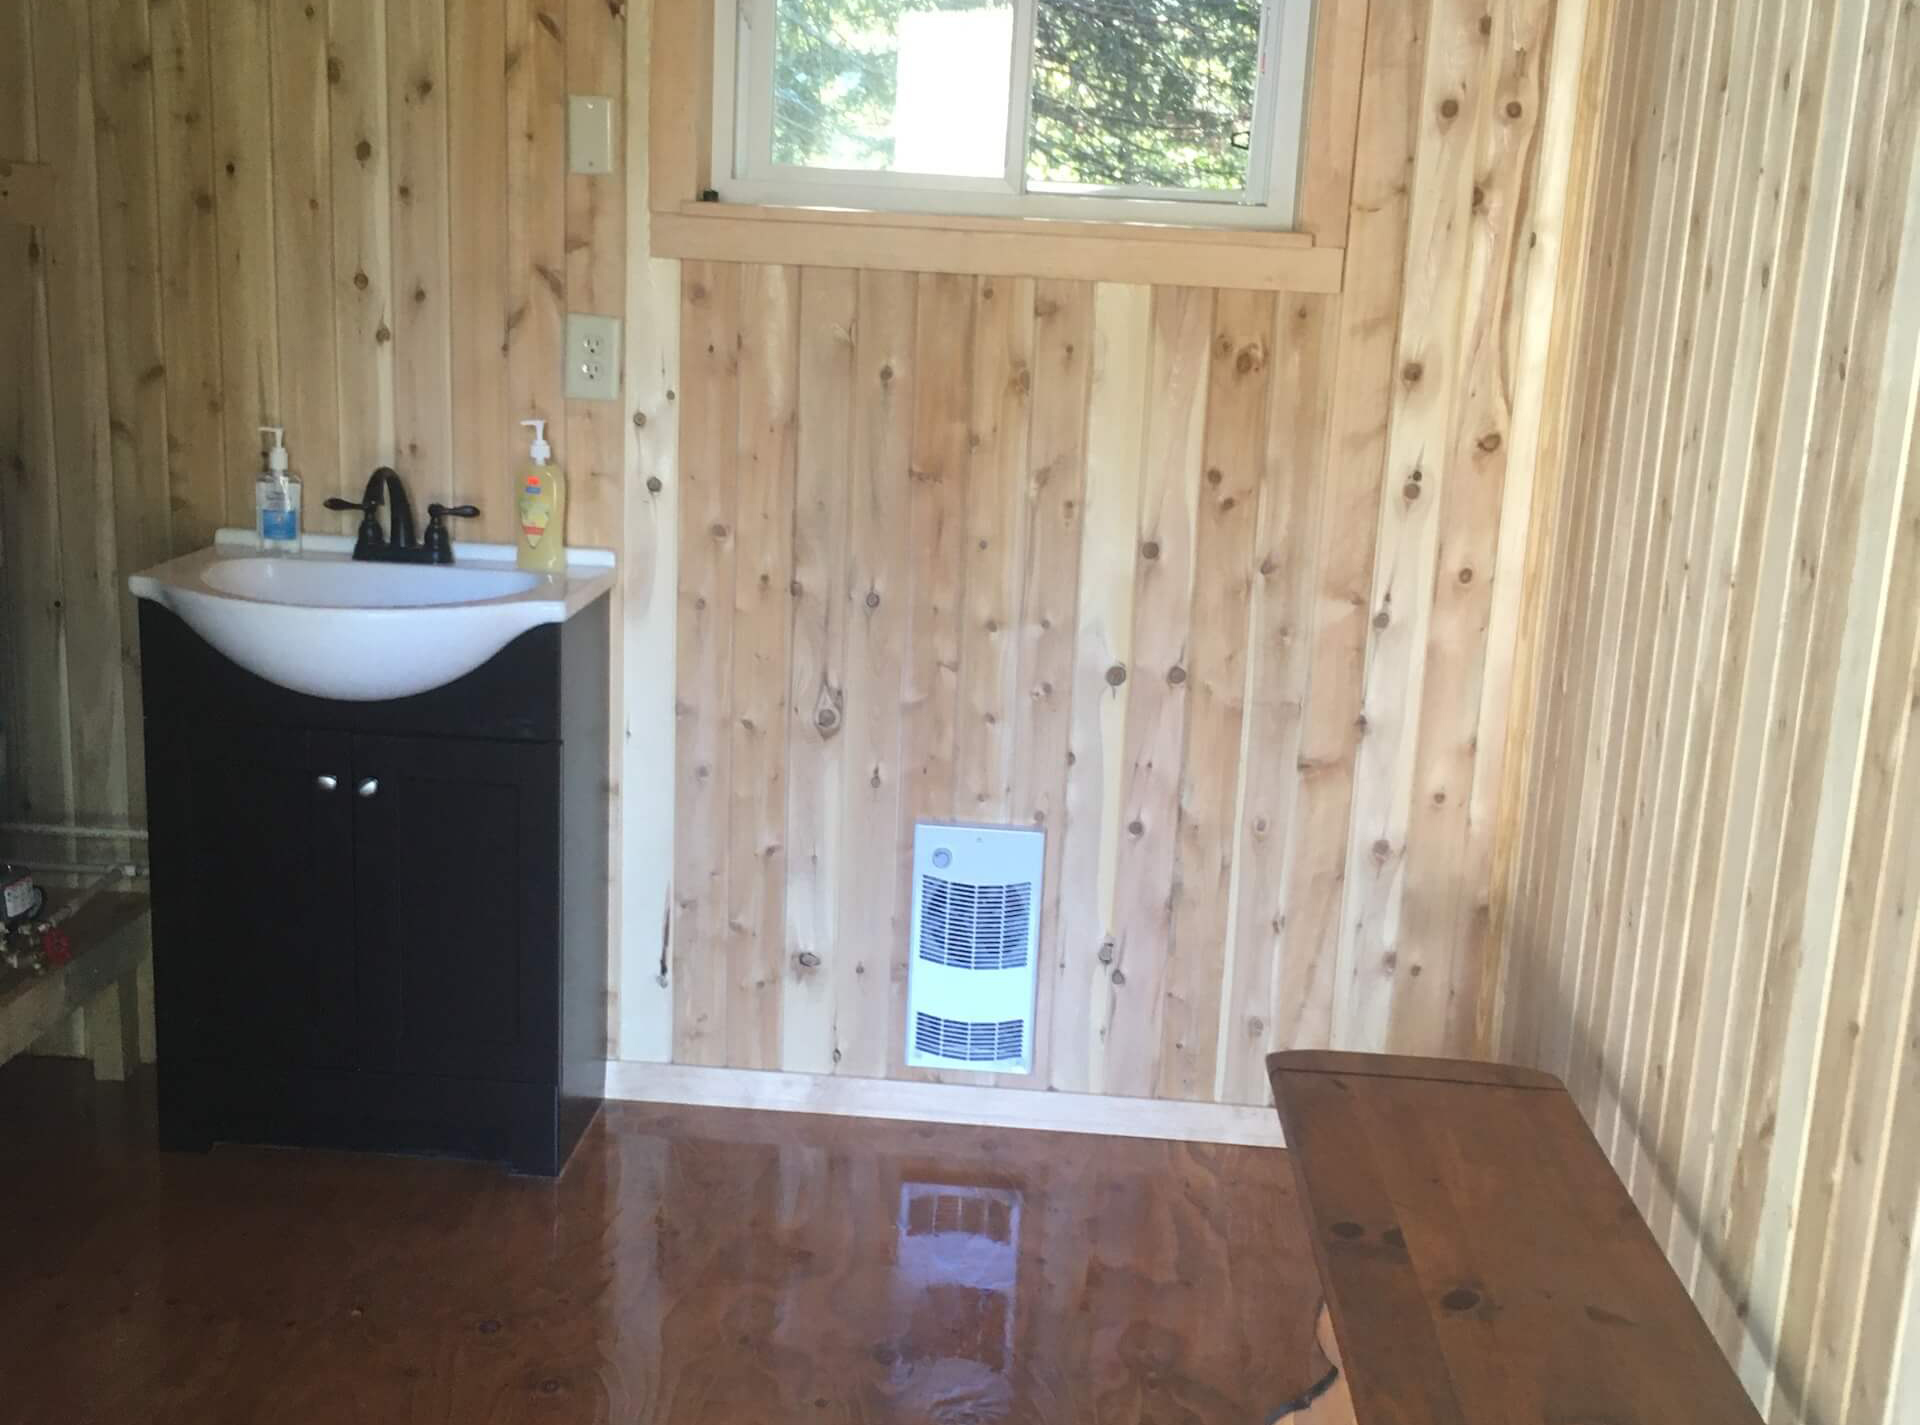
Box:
xmin=881 ymin=1180 xmax=1024 ymax=1421
xmin=645 ymin=1106 xmax=1324 ymax=1423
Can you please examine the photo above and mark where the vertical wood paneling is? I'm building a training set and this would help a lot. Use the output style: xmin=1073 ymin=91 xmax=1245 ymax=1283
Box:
xmin=1009 ymin=278 xmax=1091 ymax=1089
xmin=504 ymin=0 xmax=566 ymax=492
xmin=673 ymin=261 xmax=740 ymax=1066
xmin=7 ymin=0 xmax=628 ymax=1054
xmin=726 ymin=263 xmax=796 ymax=1071
xmin=208 ymin=0 xmax=280 ymax=516
xmin=1217 ymin=292 xmax=1334 ymax=1104
xmin=446 ymin=0 xmax=509 ymax=536
xmin=1277 ymin=0 xmax=1426 ymax=1061
xmin=385 ymin=0 xmax=452 ymax=495
xmin=830 ymin=270 xmax=916 ymax=1078
xmin=149 ymin=0 xmax=226 ymax=552
xmin=654 ymin=0 xmax=1596 ymax=1112
xmin=1159 ymin=288 xmax=1270 ymax=1101
xmin=564 ymin=0 xmax=628 ymax=1072
xmin=780 ymin=266 xmax=856 ymax=1074
xmin=1495 ymin=1 xmax=1920 ymax=1421
xmin=1545 ymin=0 xmax=1674 ymax=1086
xmin=267 ymin=0 xmax=340 ymax=525
xmin=18 ymin=0 xmax=1607 ymax=1180
xmin=1618 ymin=0 xmax=1776 ymax=1225
xmin=954 ymin=276 xmax=1037 ymax=827
xmin=1335 ymin=0 xmax=1499 ymax=1053
xmin=895 ymin=272 xmax=976 ymax=1081
xmin=1102 ymin=287 xmax=1211 ymax=1099
xmin=1667 ymin=0 xmax=1844 ymax=1297
xmin=1051 ymin=281 xmax=1149 ymax=1094
xmin=1394 ymin=0 xmax=1553 ymax=1056
xmin=0 ymin=5 xmax=74 ymax=829
xmin=564 ymin=0 xmax=626 ymax=551
xmin=35 ymin=0 xmax=125 ymax=826
xmin=656 ymin=0 xmax=1590 ymax=1126
xmin=618 ymin=0 xmax=678 ymax=1060
xmin=327 ymin=0 xmax=395 ymax=528
xmin=89 ymin=0 xmax=172 ymax=828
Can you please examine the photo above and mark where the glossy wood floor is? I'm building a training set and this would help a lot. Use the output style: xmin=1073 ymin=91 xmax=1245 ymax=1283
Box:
xmin=0 ymin=1059 xmax=1325 ymax=1423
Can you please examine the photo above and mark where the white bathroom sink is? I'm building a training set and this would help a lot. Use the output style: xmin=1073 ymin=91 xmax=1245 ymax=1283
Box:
xmin=129 ymin=529 xmax=615 ymax=701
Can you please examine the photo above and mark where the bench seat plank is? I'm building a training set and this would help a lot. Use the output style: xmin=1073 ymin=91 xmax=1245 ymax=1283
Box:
xmin=1268 ymin=1050 xmax=1761 ymax=1425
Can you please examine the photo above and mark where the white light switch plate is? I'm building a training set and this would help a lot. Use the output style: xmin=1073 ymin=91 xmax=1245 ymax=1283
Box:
xmin=565 ymin=314 xmax=622 ymax=401
xmin=568 ymin=95 xmax=614 ymax=175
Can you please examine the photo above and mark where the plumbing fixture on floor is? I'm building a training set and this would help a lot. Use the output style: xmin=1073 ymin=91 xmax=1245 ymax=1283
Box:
xmin=0 ymin=863 xmax=138 ymax=973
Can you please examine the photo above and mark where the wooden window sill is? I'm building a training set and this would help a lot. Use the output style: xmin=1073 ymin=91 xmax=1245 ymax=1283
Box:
xmin=650 ymin=201 xmax=1346 ymax=293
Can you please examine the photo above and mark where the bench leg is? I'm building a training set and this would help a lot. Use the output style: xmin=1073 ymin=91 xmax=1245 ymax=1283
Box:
xmin=83 ymin=973 xmax=141 ymax=1083
xmin=1270 ymin=1301 xmax=1356 ymax=1424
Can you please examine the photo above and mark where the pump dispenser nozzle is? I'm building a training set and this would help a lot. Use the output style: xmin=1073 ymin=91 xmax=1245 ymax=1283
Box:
xmin=520 ymin=418 xmax=551 ymax=465
xmin=259 ymin=425 xmax=288 ymax=473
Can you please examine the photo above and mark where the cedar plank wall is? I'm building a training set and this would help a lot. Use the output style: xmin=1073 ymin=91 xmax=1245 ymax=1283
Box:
xmin=3 ymin=0 xmax=1593 ymax=1112
xmin=1491 ymin=0 xmax=1920 ymax=1420
xmin=668 ymin=0 xmax=1598 ymax=1105
xmin=0 ymin=0 xmax=642 ymax=975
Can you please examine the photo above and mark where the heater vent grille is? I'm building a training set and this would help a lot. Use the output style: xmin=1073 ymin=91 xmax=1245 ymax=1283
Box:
xmin=918 ymin=876 xmax=1032 ymax=971
xmin=913 ymin=1012 xmax=1026 ymax=1065
xmin=905 ymin=822 xmax=1043 ymax=1075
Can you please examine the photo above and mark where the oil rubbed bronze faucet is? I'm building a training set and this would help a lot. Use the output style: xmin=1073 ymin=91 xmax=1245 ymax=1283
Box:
xmin=325 ymin=468 xmax=478 ymax=565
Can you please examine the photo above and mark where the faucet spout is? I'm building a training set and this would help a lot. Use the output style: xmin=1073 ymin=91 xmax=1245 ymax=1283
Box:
xmin=327 ymin=466 xmax=459 ymax=563
xmin=364 ymin=467 xmax=418 ymax=550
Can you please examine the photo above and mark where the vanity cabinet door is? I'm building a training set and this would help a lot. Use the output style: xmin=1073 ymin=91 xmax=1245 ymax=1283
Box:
xmin=146 ymin=723 xmax=359 ymax=1070
xmin=348 ymin=734 xmax=561 ymax=1083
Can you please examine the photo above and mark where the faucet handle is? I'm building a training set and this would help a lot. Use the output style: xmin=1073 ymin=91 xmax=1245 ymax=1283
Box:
xmin=423 ymin=503 xmax=480 ymax=565
xmin=325 ymin=493 xmax=387 ymax=556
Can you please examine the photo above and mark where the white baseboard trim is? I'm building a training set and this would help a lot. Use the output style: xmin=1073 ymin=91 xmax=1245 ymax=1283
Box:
xmin=601 ymin=1060 xmax=1287 ymax=1148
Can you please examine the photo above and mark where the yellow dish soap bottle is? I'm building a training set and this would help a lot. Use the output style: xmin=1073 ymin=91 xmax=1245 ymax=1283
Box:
xmin=515 ymin=418 xmax=567 ymax=573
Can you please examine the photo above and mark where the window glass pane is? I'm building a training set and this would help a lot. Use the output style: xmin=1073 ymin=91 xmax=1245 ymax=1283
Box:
xmin=1027 ymin=0 xmax=1262 ymax=194
xmin=771 ymin=0 xmax=1013 ymax=176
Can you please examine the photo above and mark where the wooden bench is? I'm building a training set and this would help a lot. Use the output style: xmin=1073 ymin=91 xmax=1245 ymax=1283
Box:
xmin=1267 ymin=1050 xmax=1762 ymax=1425
xmin=0 ymin=890 xmax=153 ymax=1082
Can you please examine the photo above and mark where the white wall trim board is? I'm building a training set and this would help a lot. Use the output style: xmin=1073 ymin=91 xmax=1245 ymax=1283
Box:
xmin=602 ymin=1060 xmax=1288 ymax=1148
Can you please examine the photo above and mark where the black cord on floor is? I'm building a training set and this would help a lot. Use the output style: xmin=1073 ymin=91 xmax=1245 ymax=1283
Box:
xmin=1265 ymin=1363 xmax=1340 ymax=1422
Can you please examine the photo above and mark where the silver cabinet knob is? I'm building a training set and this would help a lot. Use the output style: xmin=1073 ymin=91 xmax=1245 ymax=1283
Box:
xmin=315 ymin=774 xmax=338 ymax=792
xmin=356 ymin=778 xmax=379 ymax=798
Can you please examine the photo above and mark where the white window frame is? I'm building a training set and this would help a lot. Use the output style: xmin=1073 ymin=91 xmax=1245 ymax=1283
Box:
xmin=711 ymin=0 xmax=1318 ymax=232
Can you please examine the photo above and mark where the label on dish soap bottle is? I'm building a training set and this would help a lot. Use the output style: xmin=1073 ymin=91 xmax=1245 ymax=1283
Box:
xmin=521 ymin=472 xmax=551 ymax=548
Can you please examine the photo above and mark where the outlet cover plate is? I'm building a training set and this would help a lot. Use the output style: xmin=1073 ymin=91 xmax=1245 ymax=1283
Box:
xmin=567 ymin=95 xmax=615 ymax=175
xmin=565 ymin=313 xmax=622 ymax=402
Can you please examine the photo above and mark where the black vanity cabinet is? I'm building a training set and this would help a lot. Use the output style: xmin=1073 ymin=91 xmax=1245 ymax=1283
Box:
xmin=140 ymin=596 xmax=609 ymax=1176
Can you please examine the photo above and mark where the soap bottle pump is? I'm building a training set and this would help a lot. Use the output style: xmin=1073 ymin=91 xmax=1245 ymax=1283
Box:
xmin=515 ymin=418 xmax=568 ymax=574
xmin=255 ymin=426 xmax=302 ymax=554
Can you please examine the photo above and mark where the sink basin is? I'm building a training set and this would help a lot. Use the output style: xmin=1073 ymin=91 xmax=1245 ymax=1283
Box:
xmin=202 ymin=557 xmax=542 ymax=608
xmin=130 ymin=530 xmax=616 ymax=701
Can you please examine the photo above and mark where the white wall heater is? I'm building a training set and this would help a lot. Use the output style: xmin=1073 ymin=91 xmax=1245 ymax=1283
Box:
xmin=904 ymin=821 xmax=1043 ymax=1074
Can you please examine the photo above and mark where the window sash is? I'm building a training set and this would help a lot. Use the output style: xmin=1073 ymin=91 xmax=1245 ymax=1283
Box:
xmin=714 ymin=0 xmax=1315 ymax=228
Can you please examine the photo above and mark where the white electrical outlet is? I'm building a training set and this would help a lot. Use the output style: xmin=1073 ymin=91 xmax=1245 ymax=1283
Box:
xmin=565 ymin=313 xmax=622 ymax=402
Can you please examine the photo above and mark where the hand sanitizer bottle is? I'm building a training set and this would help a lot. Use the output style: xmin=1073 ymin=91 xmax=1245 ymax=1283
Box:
xmin=256 ymin=426 xmax=303 ymax=554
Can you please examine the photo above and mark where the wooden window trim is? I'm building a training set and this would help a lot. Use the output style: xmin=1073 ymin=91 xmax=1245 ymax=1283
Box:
xmin=648 ymin=0 xmax=1367 ymax=293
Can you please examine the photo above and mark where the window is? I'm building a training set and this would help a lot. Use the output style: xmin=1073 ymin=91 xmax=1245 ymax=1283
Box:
xmin=712 ymin=0 xmax=1318 ymax=230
